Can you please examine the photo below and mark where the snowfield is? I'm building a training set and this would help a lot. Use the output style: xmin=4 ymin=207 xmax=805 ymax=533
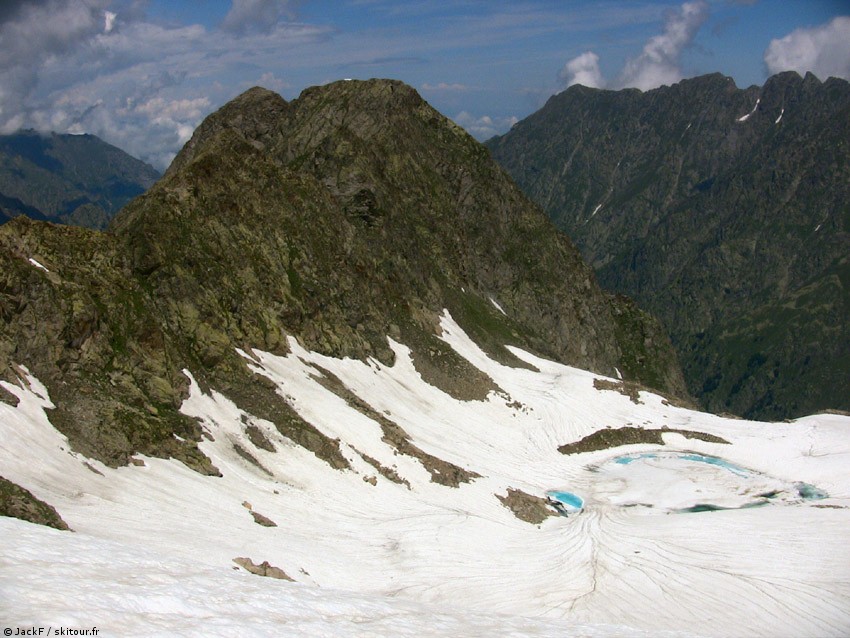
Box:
xmin=2 ymin=312 xmax=849 ymax=637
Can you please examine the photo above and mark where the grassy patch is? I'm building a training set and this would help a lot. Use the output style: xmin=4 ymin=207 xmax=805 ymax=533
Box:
xmin=398 ymin=316 xmax=501 ymax=402
xmin=213 ymin=367 xmax=350 ymax=471
xmin=444 ymin=288 xmax=538 ymax=370
xmin=558 ymin=426 xmax=729 ymax=455
xmin=593 ymin=378 xmax=642 ymax=404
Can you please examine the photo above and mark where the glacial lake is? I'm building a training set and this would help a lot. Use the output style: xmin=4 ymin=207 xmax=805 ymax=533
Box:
xmin=548 ymin=451 xmax=828 ymax=516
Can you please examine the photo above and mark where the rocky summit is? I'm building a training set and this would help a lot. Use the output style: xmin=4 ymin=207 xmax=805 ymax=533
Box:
xmin=0 ymin=79 xmax=687 ymax=474
xmin=487 ymin=71 xmax=850 ymax=420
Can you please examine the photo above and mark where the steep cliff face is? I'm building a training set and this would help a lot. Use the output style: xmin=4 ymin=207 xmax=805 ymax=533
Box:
xmin=488 ymin=72 xmax=850 ymax=420
xmin=0 ymin=79 xmax=688 ymax=474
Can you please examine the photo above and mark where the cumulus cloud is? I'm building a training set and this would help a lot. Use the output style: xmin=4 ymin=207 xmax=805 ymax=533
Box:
xmin=764 ymin=16 xmax=850 ymax=81
xmin=0 ymin=0 xmax=108 ymax=130
xmin=257 ymin=72 xmax=290 ymax=92
xmin=556 ymin=1 xmax=709 ymax=94
xmin=559 ymin=51 xmax=604 ymax=89
xmin=616 ymin=1 xmax=709 ymax=90
xmin=454 ymin=111 xmax=518 ymax=140
xmin=0 ymin=0 xmax=331 ymax=169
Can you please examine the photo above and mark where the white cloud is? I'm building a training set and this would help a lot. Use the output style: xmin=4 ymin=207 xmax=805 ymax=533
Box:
xmin=764 ymin=16 xmax=850 ymax=81
xmin=257 ymin=72 xmax=290 ymax=92
xmin=555 ymin=1 xmax=709 ymax=95
xmin=0 ymin=0 xmax=107 ymax=126
xmin=559 ymin=51 xmax=605 ymax=89
xmin=104 ymin=10 xmax=116 ymax=34
xmin=132 ymin=97 xmax=211 ymax=121
xmin=616 ymin=1 xmax=709 ymax=90
xmin=454 ymin=111 xmax=518 ymax=140
xmin=0 ymin=0 xmax=329 ymax=169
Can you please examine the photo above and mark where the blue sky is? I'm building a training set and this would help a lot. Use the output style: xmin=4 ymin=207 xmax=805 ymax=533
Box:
xmin=1 ymin=1 xmax=847 ymax=168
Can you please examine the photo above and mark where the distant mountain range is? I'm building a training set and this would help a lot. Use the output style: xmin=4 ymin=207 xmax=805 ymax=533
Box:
xmin=0 ymin=130 xmax=160 ymax=229
xmin=487 ymin=71 xmax=850 ymax=421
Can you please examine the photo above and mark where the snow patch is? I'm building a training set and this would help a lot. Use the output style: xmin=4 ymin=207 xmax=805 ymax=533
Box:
xmin=737 ymin=98 xmax=760 ymax=122
xmin=775 ymin=108 xmax=784 ymax=124
xmin=585 ymin=203 xmax=603 ymax=224
xmin=28 ymin=257 xmax=49 ymax=272
xmin=489 ymin=297 xmax=507 ymax=315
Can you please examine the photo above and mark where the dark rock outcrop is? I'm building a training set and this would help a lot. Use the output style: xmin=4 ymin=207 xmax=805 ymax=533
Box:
xmin=0 ymin=476 xmax=70 ymax=530
xmin=488 ymin=72 xmax=850 ymax=420
xmin=233 ymin=556 xmax=293 ymax=580
xmin=497 ymin=488 xmax=556 ymax=525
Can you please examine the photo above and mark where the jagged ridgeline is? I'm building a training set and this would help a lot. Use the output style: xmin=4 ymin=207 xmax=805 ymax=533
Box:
xmin=487 ymin=72 xmax=850 ymax=420
xmin=0 ymin=79 xmax=687 ymax=473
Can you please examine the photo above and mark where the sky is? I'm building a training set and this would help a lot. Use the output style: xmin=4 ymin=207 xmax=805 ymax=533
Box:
xmin=1 ymin=0 xmax=848 ymax=170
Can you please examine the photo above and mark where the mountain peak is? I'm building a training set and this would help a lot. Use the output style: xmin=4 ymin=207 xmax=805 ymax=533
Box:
xmin=287 ymin=78 xmax=441 ymax=150
xmin=164 ymin=86 xmax=289 ymax=178
xmin=4 ymin=77 xmax=689 ymax=478
xmin=302 ymin=77 xmax=417 ymax=97
xmin=676 ymin=72 xmax=737 ymax=90
xmin=487 ymin=70 xmax=850 ymax=420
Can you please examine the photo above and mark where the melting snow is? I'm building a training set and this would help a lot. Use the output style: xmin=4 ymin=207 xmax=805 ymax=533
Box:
xmin=489 ymin=297 xmax=507 ymax=315
xmin=1 ymin=313 xmax=849 ymax=637
xmin=28 ymin=258 xmax=49 ymax=272
xmin=775 ymin=108 xmax=784 ymax=124
xmin=0 ymin=517 xmax=699 ymax=638
xmin=737 ymin=98 xmax=760 ymax=122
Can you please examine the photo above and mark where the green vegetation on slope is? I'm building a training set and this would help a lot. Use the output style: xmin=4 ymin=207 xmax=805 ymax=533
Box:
xmin=488 ymin=71 xmax=850 ymax=420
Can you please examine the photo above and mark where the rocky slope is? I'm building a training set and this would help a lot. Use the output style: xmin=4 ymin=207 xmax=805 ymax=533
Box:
xmin=0 ymin=79 xmax=688 ymax=475
xmin=487 ymin=72 xmax=850 ymax=420
xmin=0 ymin=130 xmax=160 ymax=229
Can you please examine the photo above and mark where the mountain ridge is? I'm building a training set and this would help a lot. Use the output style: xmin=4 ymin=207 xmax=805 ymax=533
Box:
xmin=1 ymin=79 xmax=688 ymax=477
xmin=487 ymin=71 xmax=850 ymax=420
xmin=2 ymin=78 xmax=849 ymax=638
xmin=0 ymin=129 xmax=160 ymax=229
